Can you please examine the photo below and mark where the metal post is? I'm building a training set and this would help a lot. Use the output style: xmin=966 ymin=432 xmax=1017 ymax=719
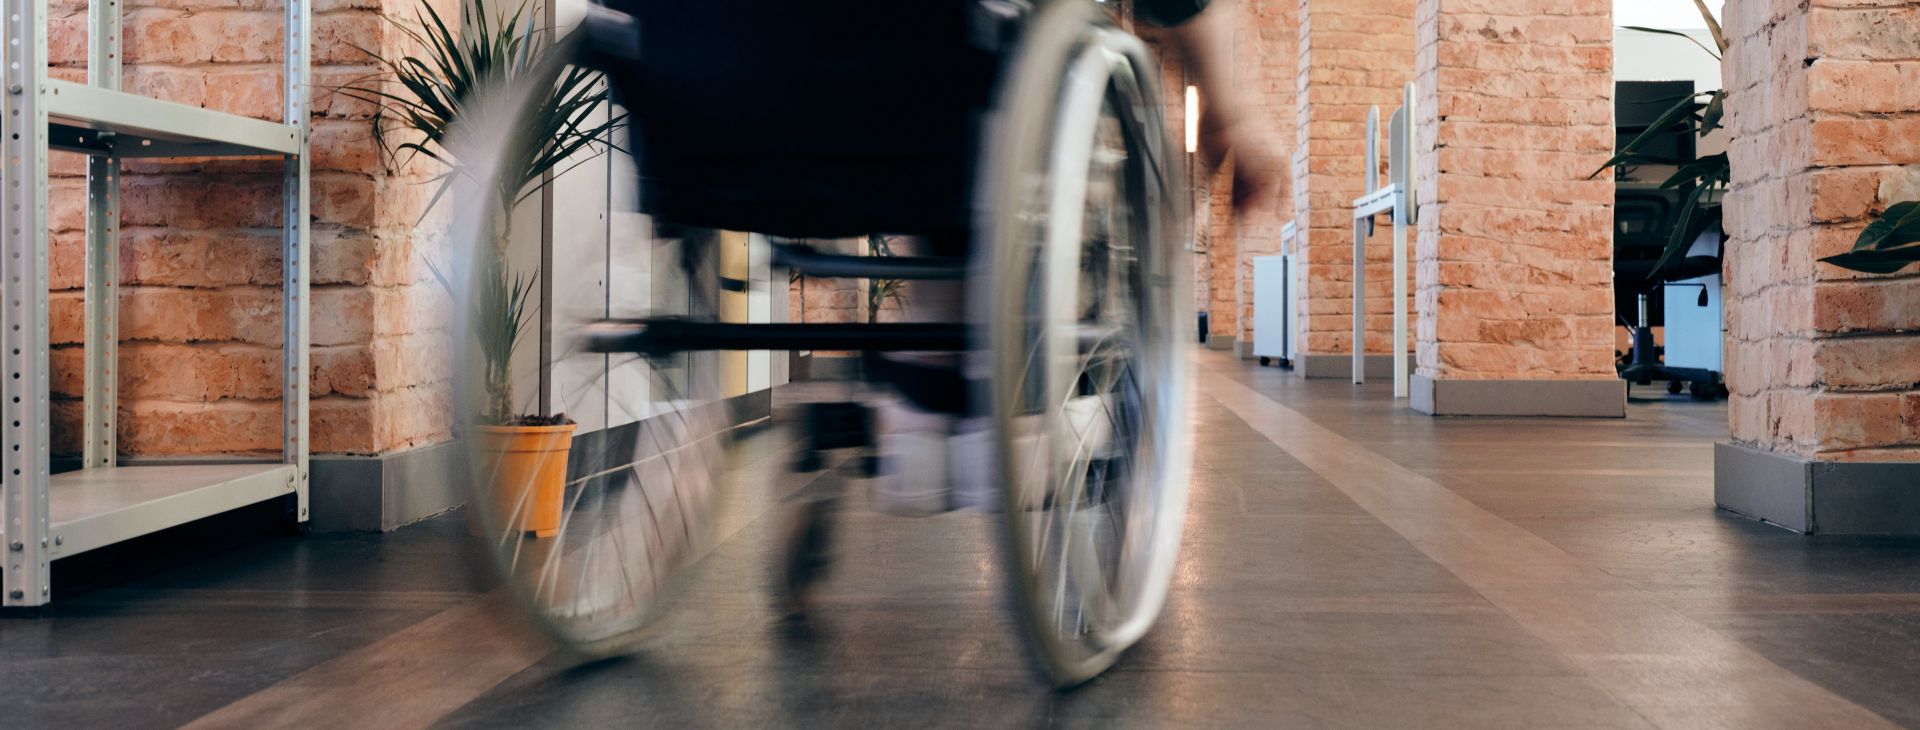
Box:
xmin=1392 ymin=190 xmax=1408 ymax=398
xmin=83 ymin=158 xmax=119 ymax=470
xmin=4 ymin=0 xmax=54 ymax=607
xmin=87 ymin=0 xmax=119 ymax=88
xmin=1352 ymin=217 xmax=1364 ymax=385
xmin=1354 ymin=106 xmax=1380 ymax=385
xmin=283 ymin=0 xmax=311 ymax=520
xmin=1395 ymin=82 xmax=1415 ymax=400
xmin=83 ymin=0 xmax=121 ymax=469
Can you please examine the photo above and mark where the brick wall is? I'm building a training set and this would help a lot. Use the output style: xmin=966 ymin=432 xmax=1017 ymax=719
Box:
xmin=1230 ymin=0 xmax=1298 ymax=347
xmin=1295 ymin=0 xmax=1416 ymax=357
xmin=787 ymin=237 xmax=906 ymax=333
xmin=1724 ymin=0 xmax=1920 ymax=460
xmin=1411 ymin=0 xmax=1615 ymax=380
xmin=1139 ymin=0 xmax=1296 ymax=346
xmin=1204 ymin=157 xmax=1234 ymax=338
xmin=47 ymin=0 xmax=452 ymax=459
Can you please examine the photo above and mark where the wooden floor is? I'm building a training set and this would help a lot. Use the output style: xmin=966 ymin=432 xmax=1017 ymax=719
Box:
xmin=7 ymin=349 xmax=1920 ymax=728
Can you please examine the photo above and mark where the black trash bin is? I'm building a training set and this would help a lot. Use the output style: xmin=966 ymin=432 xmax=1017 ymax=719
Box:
xmin=1197 ymin=311 xmax=1209 ymax=344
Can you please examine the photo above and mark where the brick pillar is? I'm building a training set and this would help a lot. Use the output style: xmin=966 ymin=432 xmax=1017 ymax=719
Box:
xmin=1408 ymin=0 xmax=1621 ymax=416
xmin=48 ymin=0 xmax=454 ymax=530
xmin=1202 ymin=157 xmax=1235 ymax=349
xmin=1229 ymin=0 xmax=1297 ymax=359
xmin=1716 ymin=0 xmax=1920 ymax=534
xmin=1143 ymin=0 xmax=1295 ymax=355
xmin=1293 ymin=0 xmax=1415 ymax=378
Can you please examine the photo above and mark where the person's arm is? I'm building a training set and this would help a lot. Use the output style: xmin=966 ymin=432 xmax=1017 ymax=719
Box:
xmin=1140 ymin=2 xmax=1290 ymax=216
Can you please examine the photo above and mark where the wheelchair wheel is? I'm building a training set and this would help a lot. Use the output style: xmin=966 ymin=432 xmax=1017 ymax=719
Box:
xmin=977 ymin=1 xmax=1192 ymax=686
xmin=442 ymin=33 xmax=736 ymax=657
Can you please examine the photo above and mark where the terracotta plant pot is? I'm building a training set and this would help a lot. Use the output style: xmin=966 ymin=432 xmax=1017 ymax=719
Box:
xmin=471 ymin=423 xmax=576 ymax=538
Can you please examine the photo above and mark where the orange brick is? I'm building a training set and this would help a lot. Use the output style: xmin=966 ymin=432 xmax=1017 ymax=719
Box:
xmin=120 ymin=400 xmax=282 ymax=456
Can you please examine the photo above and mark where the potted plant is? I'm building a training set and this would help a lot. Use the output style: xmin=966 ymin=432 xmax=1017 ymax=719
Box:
xmin=1596 ymin=7 xmax=1920 ymax=277
xmin=338 ymin=0 xmax=621 ymax=537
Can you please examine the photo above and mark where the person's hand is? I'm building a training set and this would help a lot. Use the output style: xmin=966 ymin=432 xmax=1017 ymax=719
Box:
xmin=1151 ymin=3 xmax=1291 ymax=221
xmin=1201 ymin=117 xmax=1290 ymax=219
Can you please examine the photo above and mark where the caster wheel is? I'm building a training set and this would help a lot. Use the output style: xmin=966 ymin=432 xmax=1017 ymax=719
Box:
xmin=1258 ymin=356 xmax=1271 ymax=367
xmin=1689 ymin=382 xmax=1717 ymax=401
xmin=794 ymin=450 xmax=824 ymax=473
xmin=1667 ymin=380 xmax=1684 ymax=395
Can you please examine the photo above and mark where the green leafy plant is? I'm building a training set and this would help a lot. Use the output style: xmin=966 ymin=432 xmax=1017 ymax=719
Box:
xmin=865 ymin=234 xmax=910 ymax=324
xmin=1593 ymin=6 xmax=1728 ymax=278
xmin=1821 ymin=202 xmax=1920 ymax=273
xmin=336 ymin=0 xmax=621 ymax=424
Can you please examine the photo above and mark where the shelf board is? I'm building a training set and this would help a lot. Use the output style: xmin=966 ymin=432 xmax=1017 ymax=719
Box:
xmin=45 ymin=463 xmax=297 ymax=558
xmin=45 ymin=80 xmax=301 ymax=158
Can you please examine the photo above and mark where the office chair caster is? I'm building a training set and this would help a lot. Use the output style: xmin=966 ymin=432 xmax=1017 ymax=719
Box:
xmin=1689 ymin=382 xmax=1726 ymax=401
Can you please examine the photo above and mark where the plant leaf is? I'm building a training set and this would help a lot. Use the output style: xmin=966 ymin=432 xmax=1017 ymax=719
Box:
xmin=1620 ymin=26 xmax=1720 ymax=60
xmin=1591 ymin=92 xmax=1709 ymax=178
xmin=1691 ymin=0 xmax=1728 ymax=54
xmin=1855 ymin=201 xmax=1920 ymax=252
xmin=1820 ymin=244 xmax=1920 ymax=275
xmin=1647 ymin=183 xmax=1708 ymax=279
xmin=1700 ymin=90 xmax=1725 ymax=135
xmin=1658 ymin=153 xmax=1728 ymax=190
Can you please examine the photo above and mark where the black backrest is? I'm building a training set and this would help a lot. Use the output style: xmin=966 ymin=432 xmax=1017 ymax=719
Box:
xmin=1615 ymin=188 xmax=1678 ymax=258
xmin=1616 ymin=80 xmax=1697 ymax=165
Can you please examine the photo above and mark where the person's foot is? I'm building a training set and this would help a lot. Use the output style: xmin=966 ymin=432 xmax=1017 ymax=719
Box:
xmin=772 ymin=497 xmax=836 ymax=620
xmin=948 ymin=417 xmax=995 ymax=511
xmin=872 ymin=398 xmax=955 ymax=515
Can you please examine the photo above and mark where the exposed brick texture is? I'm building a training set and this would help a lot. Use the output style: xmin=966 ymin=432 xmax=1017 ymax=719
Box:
xmin=1295 ymin=0 xmax=1416 ymax=356
xmin=1190 ymin=0 xmax=1297 ymax=345
xmin=1226 ymin=0 xmax=1299 ymax=347
xmin=1411 ymin=0 xmax=1614 ymax=381
xmin=788 ymin=237 xmax=907 ymax=357
xmin=1724 ymin=0 xmax=1920 ymax=461
xmin=47 ymin=0 xmax=453 ymax=458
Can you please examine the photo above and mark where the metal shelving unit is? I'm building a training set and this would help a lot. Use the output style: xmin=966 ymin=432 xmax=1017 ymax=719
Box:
xmin=2 ymin=0 xmax=310 ymax=606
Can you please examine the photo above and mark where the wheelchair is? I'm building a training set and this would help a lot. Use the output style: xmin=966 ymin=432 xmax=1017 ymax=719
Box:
xmin=446 ymin=0 xmax=1191 ymax=686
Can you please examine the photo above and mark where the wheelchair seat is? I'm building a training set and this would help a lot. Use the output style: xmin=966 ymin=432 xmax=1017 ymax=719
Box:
xmin=593 ymin=0 xmax=1003 ymax=238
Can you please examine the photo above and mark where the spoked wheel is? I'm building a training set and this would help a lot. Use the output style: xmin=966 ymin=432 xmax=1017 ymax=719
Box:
xmin=444 ymin=32 xmax=737 ymax=657
xmin=978 ymin=1 xmax=1192 ymax=687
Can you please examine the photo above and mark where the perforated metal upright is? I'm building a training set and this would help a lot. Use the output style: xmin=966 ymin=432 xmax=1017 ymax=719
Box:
xmin=2 ymin=0 xmax=310 ymax=607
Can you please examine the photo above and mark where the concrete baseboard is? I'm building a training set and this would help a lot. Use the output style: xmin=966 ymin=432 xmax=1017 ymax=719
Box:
xmin=310 ymin=441 xmax=463 ymax=533
xmin=1295 ymin=354 xmax=1408 ymax=380
xmin=311 ymin=390 xmax=777 ymax=533
xmin=1205 ymin=336 xmax=1236 ymax=351
xmin=1715 ymin=442 xmax=1920 ymax=535
xmin=1234 ymin=338 xmax=1254 ymax=360
xmin=1410 ymin=375 xmax=1626 ymax=418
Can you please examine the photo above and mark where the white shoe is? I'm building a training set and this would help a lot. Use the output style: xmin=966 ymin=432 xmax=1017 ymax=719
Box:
xmin=948 ymin=417 xmax=995 ymax=511
xmin=872 ymin=398 xmax=954 ymax=515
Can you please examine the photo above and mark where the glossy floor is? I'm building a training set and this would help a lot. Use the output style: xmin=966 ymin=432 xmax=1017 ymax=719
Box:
xmin=7 ymin=351 xmax=1920 ymax=728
